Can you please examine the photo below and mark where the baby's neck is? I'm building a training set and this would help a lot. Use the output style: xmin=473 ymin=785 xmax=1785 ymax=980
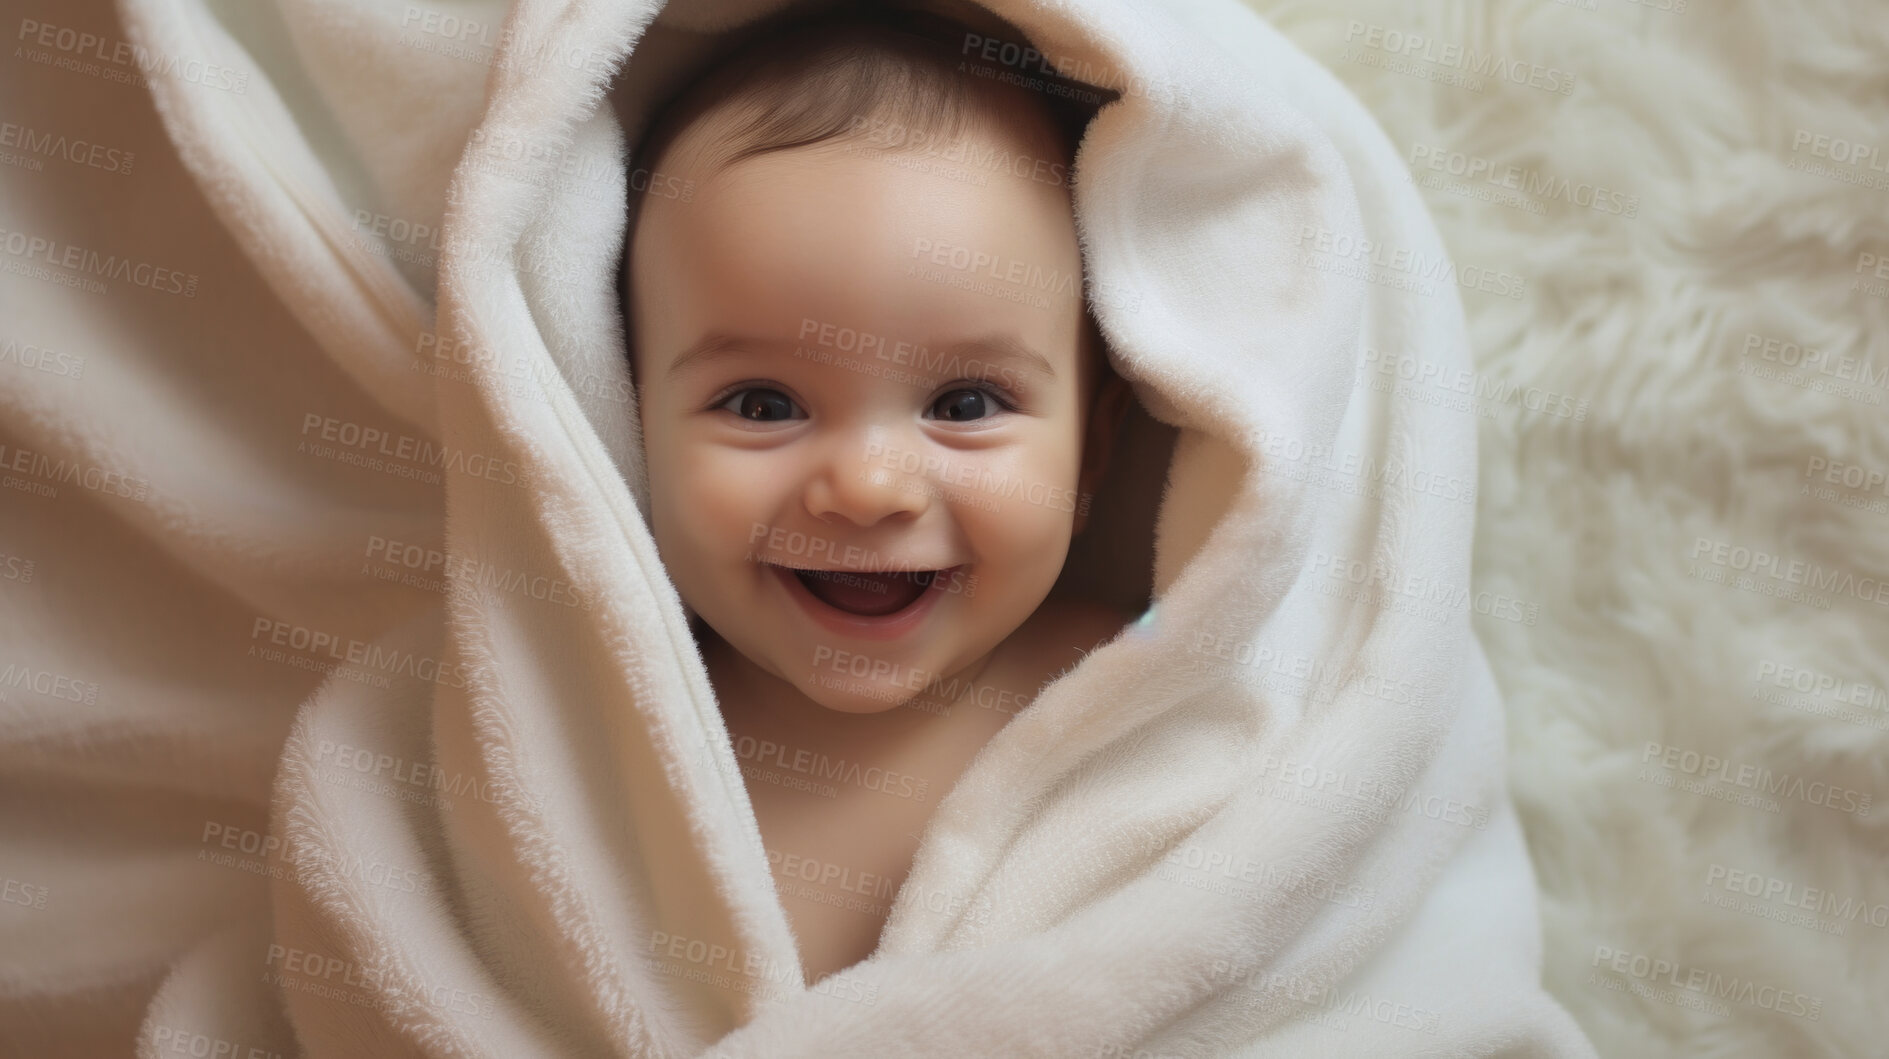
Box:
xmin=697 ymin=627 xmax=1005 ymax=754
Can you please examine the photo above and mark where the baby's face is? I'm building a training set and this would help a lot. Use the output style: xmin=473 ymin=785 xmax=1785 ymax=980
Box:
xmin=629 ymin=115 xmax=1102 ymax=715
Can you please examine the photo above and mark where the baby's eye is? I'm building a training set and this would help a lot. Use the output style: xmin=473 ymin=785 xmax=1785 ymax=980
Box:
xmin=716 ymin=387 xmax=804 ymax=422
xmin=928 ymin=386 xmax=1012 ymax=422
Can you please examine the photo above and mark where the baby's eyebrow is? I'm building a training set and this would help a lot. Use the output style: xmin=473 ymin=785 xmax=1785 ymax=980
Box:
xmin=947 ymin=334 xmax=1058 ymax=383
xmin=664 ymin=331 xmax=780 ymax=379
xmin=664 ymin=330 xmax=1058 ymax=382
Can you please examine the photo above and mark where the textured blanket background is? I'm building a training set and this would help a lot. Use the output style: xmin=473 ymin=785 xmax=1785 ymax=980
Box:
xmin=1238 ymin=0 xmax=1889 ymax=1055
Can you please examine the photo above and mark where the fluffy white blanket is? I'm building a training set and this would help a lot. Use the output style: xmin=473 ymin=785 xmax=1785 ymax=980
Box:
xmin=2 ymin=0 xmax=1603 ymax=1054
xmin=1248 ymin=2 xmax=1889 ymax=1056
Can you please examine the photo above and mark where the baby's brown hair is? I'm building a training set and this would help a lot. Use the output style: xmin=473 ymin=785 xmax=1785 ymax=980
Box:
xmin=621 ymin=0 xmax=1121 ymax=409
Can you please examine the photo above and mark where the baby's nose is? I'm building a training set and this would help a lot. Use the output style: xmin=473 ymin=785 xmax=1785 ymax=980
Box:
xmin=803 ymin=431 xmax=931 ymax=527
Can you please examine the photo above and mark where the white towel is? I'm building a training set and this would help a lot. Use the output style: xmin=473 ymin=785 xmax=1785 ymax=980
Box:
xmin=0 ymin=0 xmax=1598 ymax=1053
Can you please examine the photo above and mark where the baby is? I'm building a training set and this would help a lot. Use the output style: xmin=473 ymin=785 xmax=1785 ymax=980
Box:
xmin=620 ymin=1 xmax=1135 ymax=983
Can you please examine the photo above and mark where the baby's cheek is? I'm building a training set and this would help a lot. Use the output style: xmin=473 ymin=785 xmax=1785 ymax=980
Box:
xmin=676 ymin=450 xmax=775 ymax=549
xmin=973 ymin=489 xmax=1076 ymax=565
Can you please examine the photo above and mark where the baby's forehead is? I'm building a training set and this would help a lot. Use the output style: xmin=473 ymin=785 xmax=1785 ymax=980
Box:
xmin=631 ymin=125 xmax=1088 ymax=343
xmin=627 ymin=110 xmax=1085 ymax=349
xmin=665 ymin=92 xmax=1075 ymax=195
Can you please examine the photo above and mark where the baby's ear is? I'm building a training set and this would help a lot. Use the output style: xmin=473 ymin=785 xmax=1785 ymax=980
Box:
xmin=1074 ymin=369 xmax=1132 ymax=536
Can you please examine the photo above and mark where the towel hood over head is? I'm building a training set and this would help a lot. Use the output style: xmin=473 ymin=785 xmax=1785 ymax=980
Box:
xmin=58 ymin=0 xmax=1608 ymax=1054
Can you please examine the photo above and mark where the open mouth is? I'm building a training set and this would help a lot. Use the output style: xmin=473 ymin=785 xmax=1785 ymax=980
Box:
xmin=786 ymin=566 xmax=940 ymax=617
xmin=761 ymin=561 xmax=960 ymax=641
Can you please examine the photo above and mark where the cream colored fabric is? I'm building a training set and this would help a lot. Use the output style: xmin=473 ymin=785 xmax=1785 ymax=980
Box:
xmin=0 ymin=0 xmax=1596 ymax=1054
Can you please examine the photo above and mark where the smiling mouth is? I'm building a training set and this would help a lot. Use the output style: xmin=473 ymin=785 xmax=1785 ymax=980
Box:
xmin=769 ymin=564 xmax=944 ymax=617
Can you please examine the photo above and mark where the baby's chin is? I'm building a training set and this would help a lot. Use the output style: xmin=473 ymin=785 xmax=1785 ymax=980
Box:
xmin=697 ymin=616 xmax=968 ymax=719
xmin=792 ymin=664 xmax=950 ymax=716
